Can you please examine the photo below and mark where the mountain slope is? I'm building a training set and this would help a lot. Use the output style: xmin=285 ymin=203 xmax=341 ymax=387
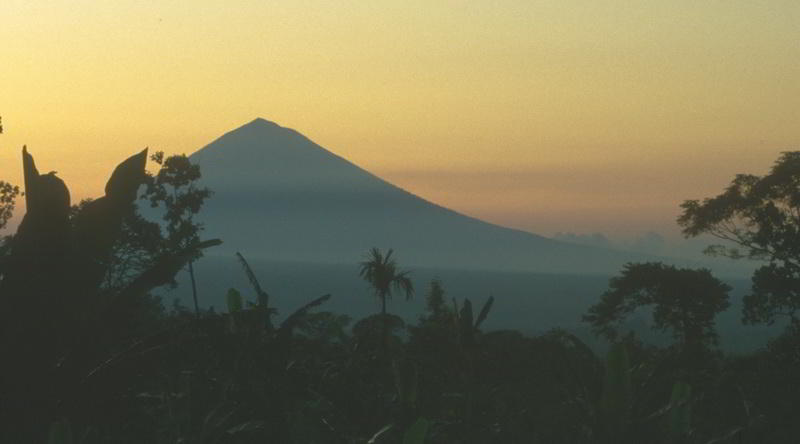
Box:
xmin=189 ymin=118 xmax=654 ymax=274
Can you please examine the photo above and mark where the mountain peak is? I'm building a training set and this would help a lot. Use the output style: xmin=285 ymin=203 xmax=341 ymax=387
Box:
xmin=230 ymin=118 xmax=311 ymax=142
xmin=188 ymin=119 xmax=664 ymax=274
xmin=238 ymin=117 xmax=283 ymax=132
xmin=191 ymin=117 xmax=349 ymax=176
xmin=247 ymin=117 xmax=278 ymax=126
xmin=192 ymin=118 xmax=305 ymax=158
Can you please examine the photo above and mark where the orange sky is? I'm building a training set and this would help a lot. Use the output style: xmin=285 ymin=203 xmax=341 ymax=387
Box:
xmin=1 ymin=1 xmax=798 ymax=239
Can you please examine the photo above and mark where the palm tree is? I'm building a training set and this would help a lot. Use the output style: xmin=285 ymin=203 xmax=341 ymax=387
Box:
xmin=359 ymin=248 xmax=413 ymax=350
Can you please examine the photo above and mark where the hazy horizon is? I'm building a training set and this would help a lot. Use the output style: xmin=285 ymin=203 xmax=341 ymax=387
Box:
xmin=2 ymin=1 xmax=798 ymax=242
xmin=2 ymin=4 xmax=799 ymax=441
xmin=0 ymin=116 xmax=787 ymax=268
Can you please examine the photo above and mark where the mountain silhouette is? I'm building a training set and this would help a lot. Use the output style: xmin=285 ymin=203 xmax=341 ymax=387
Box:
xmin=189 ymin=118 xmax=652 ymax=274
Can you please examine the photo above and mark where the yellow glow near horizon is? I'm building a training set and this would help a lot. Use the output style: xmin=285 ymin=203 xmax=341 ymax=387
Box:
xmin=1 ymin=1 xmax=798 ymax=238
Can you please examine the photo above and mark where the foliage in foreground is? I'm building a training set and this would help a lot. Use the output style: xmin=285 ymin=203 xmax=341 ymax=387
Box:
xmin=2 ymin=148 xmax=800 ymax=443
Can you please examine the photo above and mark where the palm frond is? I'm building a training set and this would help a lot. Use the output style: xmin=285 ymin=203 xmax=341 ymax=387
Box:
xmin=474 ymin=295 xmax=495 ymax=329
xmin=235 ymin=251 xmax=269 ymax=306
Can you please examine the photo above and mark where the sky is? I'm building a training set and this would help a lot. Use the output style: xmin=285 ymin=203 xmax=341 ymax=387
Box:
xmin=1 ymin=1 xmax=798 ymax=241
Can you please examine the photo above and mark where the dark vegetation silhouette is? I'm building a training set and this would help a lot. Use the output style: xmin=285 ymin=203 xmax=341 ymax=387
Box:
xmin=584 ymin=263 xmax=731 ymax=352
xmin=0 ymin=180 xmax=21 ymax=232
xmin=0 ymin=143 xmax=798 ymax=443
xmin=0 ymin=147 xmax=219 ymax=441
xmin=143 ymin=151 xmax=212 ymax=318
xmin=359 ymin=248 xmax=414 ymax=353
xmin=679 ymin=151 xmax=800 ymax=328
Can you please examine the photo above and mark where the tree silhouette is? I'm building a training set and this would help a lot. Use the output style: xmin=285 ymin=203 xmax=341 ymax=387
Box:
xmin=679 ymin=151 xmax=800 ymax=328
xmin=143 ymin=151 xmax=211 ymax=318
xmin=0 ymin=147 xmax=220 ymax=441
xmin=0 ymin=116 xmax=16 ymax=236
xmin=422 ymin=278 xmax=450 ymax=325
xmin=0 ymin=181 xmax=20 ymax=232
xmin=584 ymin=262 xmax=731 ymax=352
xmin=359 ymin=248 xmax=413 ymax=351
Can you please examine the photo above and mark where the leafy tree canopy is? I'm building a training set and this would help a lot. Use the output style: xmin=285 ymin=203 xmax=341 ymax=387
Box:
xmin=359 ymin=247 xmax=414 ymax=309
xmin=0 ymin=181 xmax=21 ymax=232
xmin=359 ymin=248 xmax=413 ymax=353
xmin=679 ymin=151 xmax=800 ymax=327
xmin=583 ymin=262 xmax=731 ymax=350
xmin=85 ymin=151 xmax=211 ymax=294
xmin=421 ymin=278 xmax=450 ymax=324
xmin=143 ymin=152 xmax=211 ymax=255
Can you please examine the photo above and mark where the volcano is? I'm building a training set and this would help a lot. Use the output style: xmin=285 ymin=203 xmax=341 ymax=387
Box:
xmin=188 ymin=118 xmax=649 ymax=274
